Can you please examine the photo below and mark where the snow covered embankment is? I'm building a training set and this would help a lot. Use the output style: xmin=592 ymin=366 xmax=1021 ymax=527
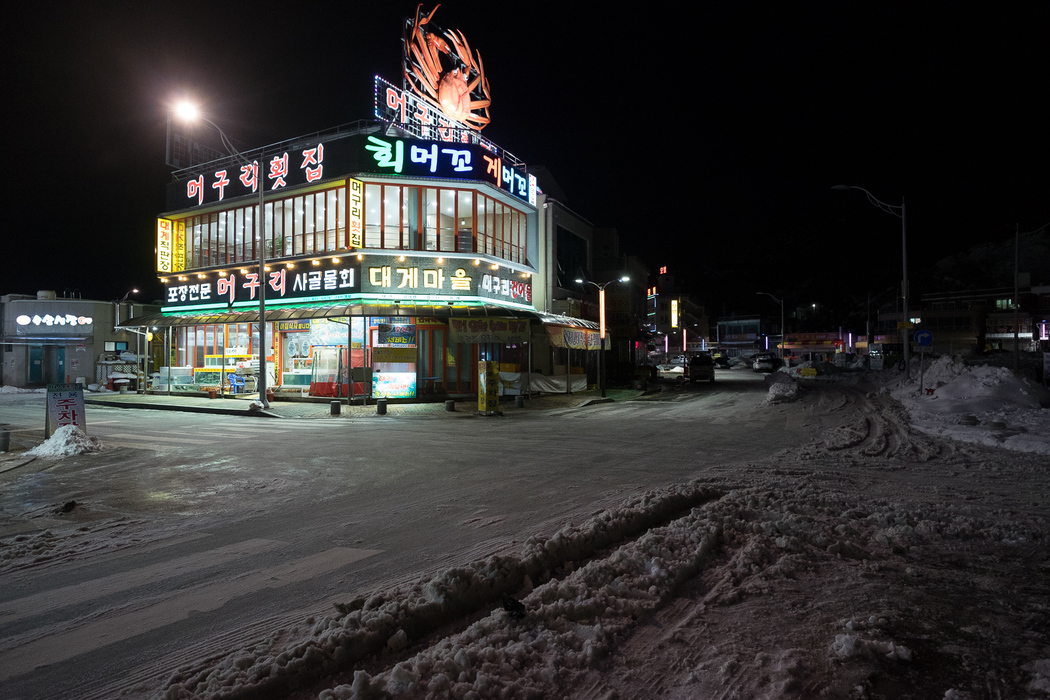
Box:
xmin=160 ymin=483 xmax=723 ymax=699
xmin=890 ymin=355 xmax=1050 ymax=455
xmin=160 ymin=469 xmax=1050 ymax=699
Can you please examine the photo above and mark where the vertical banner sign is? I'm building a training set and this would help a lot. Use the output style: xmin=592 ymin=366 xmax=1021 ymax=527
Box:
xmin=175 ymin=220 xmax=186 ymax=272
xmin=45 ymin=383 xmax=87 ymax=439
xmin=348 ymin=178 xmax=364 ymax=248
xmin=157 ymin=218 xmax=173 ymax=272
xmin=478 ymin=361 xmax=499 ymax=414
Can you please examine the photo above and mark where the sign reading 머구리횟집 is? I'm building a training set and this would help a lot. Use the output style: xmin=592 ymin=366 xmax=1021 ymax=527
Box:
xmin=166 ymin=131 xmax=536 ymax=212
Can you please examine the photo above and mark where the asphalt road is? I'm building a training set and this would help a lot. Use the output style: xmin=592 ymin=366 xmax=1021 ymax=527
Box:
xmin=0 ymin=370 xmax=811 ymax=699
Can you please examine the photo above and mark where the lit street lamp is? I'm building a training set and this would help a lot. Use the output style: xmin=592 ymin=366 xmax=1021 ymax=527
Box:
xmin=575 ymin=276 xmax=629 ymax=397
xmin=755 ymin=292 xmax=784 ymax=359
xmin=174 ymin=101 xmax=269 ymax=408
xmin=832 ymin=184 xmax=910 ymax=374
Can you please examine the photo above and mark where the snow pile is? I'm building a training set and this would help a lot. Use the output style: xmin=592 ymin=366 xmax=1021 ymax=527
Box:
xmin=831 ymin=615 xmax=912 ymax=662
xmin=25 ymin=425 xmax=103 ymax=457
xmin=1024 ymin=659 xmax=1050 ymax=694
xmin=0 ymin=385 xmax=45 ymax=394
xmin=158 ymin=473 xmax=1050 ymax=699
xmin=160 ymin=483 xmax=723 ymax=699
xmin=764 ymin=373 xmax=800 ymax=405
xmin=890 ymin=355 xmax=1050 ymax=454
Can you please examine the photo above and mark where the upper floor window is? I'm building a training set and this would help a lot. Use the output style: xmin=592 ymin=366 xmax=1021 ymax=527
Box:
xmin=176 ymin=180 xmax=528 ymax=271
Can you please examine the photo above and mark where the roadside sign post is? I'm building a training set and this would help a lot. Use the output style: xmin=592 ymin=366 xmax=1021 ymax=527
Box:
xmin=45 ymin=383 xmax=87 ymax=439
xmin=914 ymin=330 xmax=933 ymax=394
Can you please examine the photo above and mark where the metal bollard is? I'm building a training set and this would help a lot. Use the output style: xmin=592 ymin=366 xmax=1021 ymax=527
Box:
xmin=445 ymin=400 xmax=456 ymax=412
xmin=376 ymin=398 xmax=387 ymax=415
xmin=330 ymin=401 xmax=341 ymax=416
xmin=515 ymin=395 xmax=524 ymax=408
xmin=0 ymin=431 xmax=10 ymax=452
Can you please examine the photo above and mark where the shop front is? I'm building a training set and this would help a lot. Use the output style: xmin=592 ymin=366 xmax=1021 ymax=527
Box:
xmin=2 ymin=292 xmax=157 ymax=390
xmin=133 ymin=245 xmax=545 ymax=401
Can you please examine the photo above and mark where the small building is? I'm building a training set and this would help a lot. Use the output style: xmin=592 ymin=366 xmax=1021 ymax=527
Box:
xmin=1 ymin=291 xmax=158 ymax=389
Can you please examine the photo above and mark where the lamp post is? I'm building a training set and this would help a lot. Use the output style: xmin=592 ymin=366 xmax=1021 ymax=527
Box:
xmin=756 ymin=292 xmax=785 ymax=359
xmin=575 ymin=276 xmax=630 ymax=397
xmin=832 ymin=185 xmax=909 ymax=375
xmin=174 ymin=102 xmax=269 ymax=408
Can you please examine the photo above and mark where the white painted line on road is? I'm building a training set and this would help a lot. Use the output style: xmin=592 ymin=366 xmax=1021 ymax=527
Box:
xmin=101 ymin=433 xmax=214 ymax=445
xmin=0 ymin=539 xmax=282 ymax=624
xmin=0 ymin=546 xmax=381 ymax=680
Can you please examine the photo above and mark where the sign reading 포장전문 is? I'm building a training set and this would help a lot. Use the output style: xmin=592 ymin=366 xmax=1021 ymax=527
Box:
xmin=45 ymin=383 xmax=86 ymax=438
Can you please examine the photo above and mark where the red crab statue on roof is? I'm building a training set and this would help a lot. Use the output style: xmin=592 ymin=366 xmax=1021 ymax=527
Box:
xmin=403 ymin=4 xmax=492 ymax=130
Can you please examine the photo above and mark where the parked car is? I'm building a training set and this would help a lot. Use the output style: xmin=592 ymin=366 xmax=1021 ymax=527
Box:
xmin=686 ymin=353 xmax=716 ymax=383
xmin=752 ymin=353 xmax=779 ymax=372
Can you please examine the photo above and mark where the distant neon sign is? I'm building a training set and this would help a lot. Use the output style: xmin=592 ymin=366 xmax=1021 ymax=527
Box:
xmin=17 ymin=314 xmax=92 ymax=327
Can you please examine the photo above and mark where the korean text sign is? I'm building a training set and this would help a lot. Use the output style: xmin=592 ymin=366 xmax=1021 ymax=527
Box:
xmin=46 ymin=383 xmax=87 ymax=437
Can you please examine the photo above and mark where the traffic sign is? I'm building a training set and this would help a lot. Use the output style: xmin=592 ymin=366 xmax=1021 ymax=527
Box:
xmin=914 ymin=329 xmax=933 ymax=347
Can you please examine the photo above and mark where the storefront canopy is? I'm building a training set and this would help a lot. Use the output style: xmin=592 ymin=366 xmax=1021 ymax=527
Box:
xmin=118 ymin=301 xmax=542 ymax=328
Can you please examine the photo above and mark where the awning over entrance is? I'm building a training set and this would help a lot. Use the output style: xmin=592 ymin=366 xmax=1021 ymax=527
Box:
xmin=118 ymin=301 xmax=542 ymax=328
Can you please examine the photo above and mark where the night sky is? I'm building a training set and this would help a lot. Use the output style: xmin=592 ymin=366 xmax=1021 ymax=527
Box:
xmin=4 ymin=2 xmax=1048 ymax=323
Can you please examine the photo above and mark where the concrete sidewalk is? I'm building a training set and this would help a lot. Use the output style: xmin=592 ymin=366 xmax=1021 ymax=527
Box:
xmin=83 ymin=387 xmax=651 ymax=419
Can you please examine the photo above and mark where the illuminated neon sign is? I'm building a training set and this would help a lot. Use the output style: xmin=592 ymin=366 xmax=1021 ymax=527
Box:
xmin=362 ymin=135 xmax=535 ymax=206
xmin=166 ymin=134 xmax=535 ymax=210
xmin=161 ymin=254 xmax=533 ymax=311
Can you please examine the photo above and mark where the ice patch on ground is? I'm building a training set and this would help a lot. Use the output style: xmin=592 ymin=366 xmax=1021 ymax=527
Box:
xmin=25 ymin=425 xmax=103 ymax=457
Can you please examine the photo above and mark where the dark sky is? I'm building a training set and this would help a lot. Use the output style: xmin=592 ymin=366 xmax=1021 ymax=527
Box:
xmin=4 ymin=2 xmax=1048 ymax=320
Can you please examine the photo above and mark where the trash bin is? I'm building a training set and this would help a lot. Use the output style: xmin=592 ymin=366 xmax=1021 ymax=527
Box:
xmin=330 ymin=400 xmax=341 ymax=416
xmin=376 ymin=398 xmax=387 ymax=415
xmin=0 ymin=431 xmax=10 ymax=452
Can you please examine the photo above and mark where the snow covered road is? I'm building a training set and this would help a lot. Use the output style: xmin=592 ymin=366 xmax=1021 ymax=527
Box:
xmin=2 ymin=362 xmax=1049 ymax=699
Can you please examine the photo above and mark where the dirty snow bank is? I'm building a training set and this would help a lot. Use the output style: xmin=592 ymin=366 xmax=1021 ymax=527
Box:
xmin=764 ymin=372 xmax=800 ymax=405
xmin=160 ymin=483 xmax=723 ymax=699
xmin=889 ymin=355 xmax=1050 ymax=454
xmin=158 ymin=469 xmax=1050 ymax=700
xmin=25 ymin=425 xmax=103 ymax=458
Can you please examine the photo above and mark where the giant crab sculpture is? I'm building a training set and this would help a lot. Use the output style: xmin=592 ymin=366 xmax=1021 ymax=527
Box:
xmin=403 ymin=4 xmax=491 ymax=130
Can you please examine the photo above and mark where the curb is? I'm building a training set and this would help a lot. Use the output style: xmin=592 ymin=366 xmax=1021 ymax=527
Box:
xmin=84 ymin=398 xmax=281 ymax=418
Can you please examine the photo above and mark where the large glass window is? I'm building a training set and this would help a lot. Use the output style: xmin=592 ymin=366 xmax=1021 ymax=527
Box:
xmin=424 ymin=188 xmax=438 ymax=250
xmin=365 ymin=184 xmax=382 ymax=248
xmin=175 ymin=182 xmax=526 ymax=268
xmin=179 ymin=184 xmax=346 ymax=268
xmin=457 ymin=190 xmax=473 ymax=253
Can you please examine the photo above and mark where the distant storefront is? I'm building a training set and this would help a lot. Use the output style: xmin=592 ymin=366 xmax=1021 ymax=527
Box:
xmin=1 ymin=292 xmax=157 ymax=388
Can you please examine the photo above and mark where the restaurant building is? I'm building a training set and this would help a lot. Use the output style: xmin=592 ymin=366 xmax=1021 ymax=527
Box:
xmin=136 ymin=107 xmax=607 ymax=399
xmin=130 ymin=8 xmax=620 ymax=402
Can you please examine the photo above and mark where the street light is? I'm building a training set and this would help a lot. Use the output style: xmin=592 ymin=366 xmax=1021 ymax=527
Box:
xmin=174 ymin=102 xmax=269 ymax=408
xmin=832 ymin=184 xmax=910 ymax=374
xmin=756 ymin=292 xmax=785 ymax=359
xmin=575 ymin=275 xmax=630 ymax=397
